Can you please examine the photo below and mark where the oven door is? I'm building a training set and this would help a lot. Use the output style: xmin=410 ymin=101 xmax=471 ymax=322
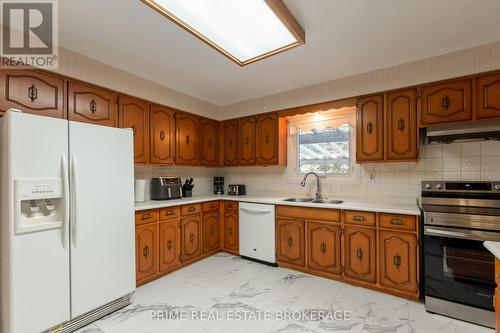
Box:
xmin=424 ymin=225 xmax=499 ymax=311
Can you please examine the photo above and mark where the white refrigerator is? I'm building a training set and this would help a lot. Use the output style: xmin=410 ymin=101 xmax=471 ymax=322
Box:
xmin=0 ymin=110 xmax=136 ymax=333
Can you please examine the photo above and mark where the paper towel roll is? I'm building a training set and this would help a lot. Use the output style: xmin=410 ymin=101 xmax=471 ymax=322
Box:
xmin=135 ymin=179 xmax=146 ymax=202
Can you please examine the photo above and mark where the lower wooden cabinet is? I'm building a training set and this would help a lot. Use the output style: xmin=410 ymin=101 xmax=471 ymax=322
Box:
xmin=343 ymin=226 xmax=377 ymax=284
xmin=203 ymin=211 xmax=220 ymax=253
xmin=180 ymin=215 xmax=202 ymax=263
xmin=159 ymin=219 xmax=180 ymax=273
xmin=135 ymin=223 xmax=158 ymax=282
xmin=223 ymin=211 xmax=239 ymax=253
xmin=276 ymin=218 xmax=305 ymax=268
xmin=306 ymin=221 xmax=342 ymax=276
xmin=378 ymin=230 xmax=418 ymax=294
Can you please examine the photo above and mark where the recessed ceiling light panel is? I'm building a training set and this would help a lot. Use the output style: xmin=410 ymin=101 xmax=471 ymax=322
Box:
xmin=141 ymin=0 xmax=305 ymax=66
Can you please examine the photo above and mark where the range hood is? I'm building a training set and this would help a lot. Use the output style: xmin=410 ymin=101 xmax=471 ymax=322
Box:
xmin=423 ymin=118 xmax=500 ymax=144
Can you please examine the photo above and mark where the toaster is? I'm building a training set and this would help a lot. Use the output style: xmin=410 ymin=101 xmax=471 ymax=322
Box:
xmin=227 ymin=184 xmax=246 ymax=196
xmin=150 ymin=177 xmax=182 ymax=200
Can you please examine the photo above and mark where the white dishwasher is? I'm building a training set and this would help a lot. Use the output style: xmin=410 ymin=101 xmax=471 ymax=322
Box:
xmin=239 ymin=202 xmax=276 ymax=264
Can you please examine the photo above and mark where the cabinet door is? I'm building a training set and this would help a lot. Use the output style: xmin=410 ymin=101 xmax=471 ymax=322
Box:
xmin=356 ymin=95 xmax=384 ymax=162
xmin=276 ymin=218 xmax=305 ymax=267
xmin=386 ymin=89 xmax=417 ymax=160
xmin=199 ymin=118 xmax=218 ymax=166
xmin=256 ymin=113 xmax=279 ymax=165
xmin=150 ymin=105 xmax=175 ymax=164
xmin=135 ymin=224 xmax=158 ymax=282
xmin=119 ymin=96 xmax=149 ymax=163
xmin=379 ymin=230 xmax=418 ymax=294
xmin=68 ymin=81 xmax=117 ymax=127
xmin=307 ymin=221 xmax=342 ymax=276
xmin=0 ymin=69 xmax=65 ymax=118
xmin=420 ymin=79 xmax=472 ymax=125
xmin=239 ymin=116 xmax=256 ymax=165
xmin=343 ymin=226 xmax=376 ymax=283
xmin=159 ymin=220 xmax=180 ymax=273
xmin=180 ymin=215 xmax=201 ymax=262
xmin=223 ymin=212 xmax=239 ymax=252
xmin=476 ymin=73 xmax=500 ymax=119
xmin=223 ymin=120 xmax=239 ymax=165
xmin=203 ymin=211 xmax=220 ymax=253
xmin=175 ymin=113 xmax=198 ymax=165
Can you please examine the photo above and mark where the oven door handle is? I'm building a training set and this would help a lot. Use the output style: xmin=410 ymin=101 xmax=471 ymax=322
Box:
xmin=424 ymin=226 xmax=500 ymax=242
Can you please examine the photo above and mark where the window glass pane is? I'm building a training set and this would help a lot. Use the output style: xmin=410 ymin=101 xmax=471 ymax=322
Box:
xmin=297 ymin=123 xmax=350 ymax=174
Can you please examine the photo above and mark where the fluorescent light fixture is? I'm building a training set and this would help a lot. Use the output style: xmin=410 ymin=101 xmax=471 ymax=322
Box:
xmin=141 ymin=0 xmax=305 ymax=66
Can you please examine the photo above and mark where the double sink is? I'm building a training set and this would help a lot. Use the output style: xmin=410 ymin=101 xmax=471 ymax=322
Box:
xmin=283 ymin=198 xmax=344 ymax=204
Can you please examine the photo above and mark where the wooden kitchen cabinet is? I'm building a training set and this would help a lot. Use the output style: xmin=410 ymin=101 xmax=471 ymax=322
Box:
xmin=378 ymin=230 xmax=418 ymax=294
xmin=68 ymin=81 xmax=117 ymax=127
xmin=343 ymin=226 xmax=376 ymax=284
xmin=239 ymin=116 xmax=256 ymax=165
xmin=420 ymin=79 xmax=472 ymax=125
xmin=175 ymin=113 xmax=199 ymax=165
xmin=159 ymin=219 xmax=180 ymax=273
xmin=119 ymin=95 xmax=149 ymax=163
xmin=135 ymin=223 xmax=158 ymax=282
xmin=385 ymin=89 xmax=418 ymax=160
xmin=356 ymin=95 xmax=384 ymax=162
xmin=223 ymin=211 xmax=239 ymax=253
xmin=199 ymin=118 xmax=219 ymax=166
xmin=476 ymin=73 xmax=500 ymax=119
xmin=0 ymin=69 xmax=65 ymax=118
xmin=203 ymin=211 xmax=220 ymax=253
xmin=276 ymin=218 xmax=305 ymax=268
xmin=223 ymin=119 xmax=239 ymax=166
xmin=256 ymin=112 xmax=286 ymax=165
xmin=149 ymin=105 xmax=175 ymax=164
xmin=307 ymin=221 xmax=342 ymax=276
xmin=180 ymin=215 xmax=201 ymax=263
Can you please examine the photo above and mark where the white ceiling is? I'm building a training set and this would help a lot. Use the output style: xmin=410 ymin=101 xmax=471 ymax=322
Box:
xmin=59 ymin=0 xmax=500 ymax=106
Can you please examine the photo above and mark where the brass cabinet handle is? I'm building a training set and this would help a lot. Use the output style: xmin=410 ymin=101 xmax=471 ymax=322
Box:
xmin=397 ymin=118 xmax=405 ymax=131
xmin=442 ymin=95 xmax=450 ymax=110
xmin=166 ymin=210 xmax=174 ymax=216
xmin=188 ymin=207 xmax=195 ymax=212
xmin=366 ymin=122 xmax=374 ymax=135
xmin=143 ymin=246 xmax=150 ymax=258
xmin=356 ymin=248 xmax=364 ymax=261
xmin=320 ymin=242 xmax=326 ymax=254
xmin=287 ymin=237 xmax=293 ymax=248
xmin=28 ymin=84 xmax=38 ymax=102
xmin=167 ymin=239 xmax=173 ymax=250
xmin=228 ymin=227 xmax=233 ymax=235
xmin=390 ymin=219 xmax=403 ymax=225
xmin=90 ymin=99 xmax=97 ymax=114
xmin=353 ymin=215 xmax=365 ymax=222
xmin=245 ymin=137 xmax=249 ymax=145
xmin=265 ymin=134 xmax=269 ymax=144
xmin=186 ymin=135 xmax=190 ymax=144
xmin=141 ymin=213 xmax=152 ymax=220
xmin=189 ymin=233 xmax=195 ymax=243
xmin=393 ymin=255 xmax=402 ymax=267
xmin=227 ymin=203 xmax=233 ymax=208
xmin=160 ymin=130 xmax=165 ymax=141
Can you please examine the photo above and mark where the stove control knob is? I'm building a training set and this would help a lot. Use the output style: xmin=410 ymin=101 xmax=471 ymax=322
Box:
xmin=425 ymin=183 xmax=433 ymax=190
xmin=435 ymin=183 xmax=443 ymax=190
xmin=494 ymin=184 xmax=500 ymax=191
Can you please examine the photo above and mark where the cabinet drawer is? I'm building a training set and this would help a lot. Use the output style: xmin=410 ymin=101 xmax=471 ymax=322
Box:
xmin=202 ymin=201 xmax=219 ymax=212
xmin=135 ymin=209 xmax=159 ymax=225
xmin=159 ymin=206 xmax=180 ymax=220
xmin=224 ymin=201 xmax=238 ymax=211
xmin=379 ymin=214 xmax=416 ymax=232
xmin=181 ymin=203 xmax=201 ymax=216
xmin=277 ymin=206 xmax=340 ymax=223
xmin=344 ymin=210 xmax=376 ymax=227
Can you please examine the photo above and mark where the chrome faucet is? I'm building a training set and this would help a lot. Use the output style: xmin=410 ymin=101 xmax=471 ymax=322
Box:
xmin=301 ymin=172 xmax=322 ymax=200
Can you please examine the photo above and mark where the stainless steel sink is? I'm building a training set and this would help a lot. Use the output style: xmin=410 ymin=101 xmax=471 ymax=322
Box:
xmin=283 ymin=198 xmax=314 ymax=202
xmin=311 ymin=199 xmax=344 ymax=204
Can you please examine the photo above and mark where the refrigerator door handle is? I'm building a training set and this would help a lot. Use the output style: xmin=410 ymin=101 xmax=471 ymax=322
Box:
xmin=71 ymin=154 xmax=79 ymax=248
xmin=61 ymin=154 xmax=69 ymax=249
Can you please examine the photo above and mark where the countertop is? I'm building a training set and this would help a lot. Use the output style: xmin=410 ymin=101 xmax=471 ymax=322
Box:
xmin=484 ymin=241 xmax=500 ymax=259
xmin=135 ymin=195 xmax=421 ymax=215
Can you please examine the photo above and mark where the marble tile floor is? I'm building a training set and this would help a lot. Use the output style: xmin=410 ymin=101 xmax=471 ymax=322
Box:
xmin=77 ymin=253 xmax=493 ymax=333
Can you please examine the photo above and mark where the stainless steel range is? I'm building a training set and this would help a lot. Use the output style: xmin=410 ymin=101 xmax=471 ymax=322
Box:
xmin=422 ymin=181 xmax=500 ymax=328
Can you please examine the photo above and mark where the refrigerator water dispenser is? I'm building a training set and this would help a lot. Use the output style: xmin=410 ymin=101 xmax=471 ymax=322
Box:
xmin=14 ymin=179 xmax=64 ymax=234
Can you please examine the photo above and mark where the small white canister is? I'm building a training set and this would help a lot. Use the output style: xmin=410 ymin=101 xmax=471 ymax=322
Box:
xmin=135 ymin=179 xmax=147 ymax=202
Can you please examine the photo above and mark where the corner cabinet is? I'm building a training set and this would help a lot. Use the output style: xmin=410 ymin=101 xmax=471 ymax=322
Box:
xmin=150 ymin=105 xmax=175 ymax=164
xmin=68 ymin=81 xmax=117 ymax=127
xmin=175 ymin=113 xmax=199 ymax=166
xmin=119 ymin=95 xmax=149 ymax=164
xmin=199 ymin=118 xmax=219 ymax=166
xmin=256 ymin=113 xmax=286 ymax=165
xmin=223 ymin=119 xmax=239 ymax=166
xmin=356 ymin=95 xmax=384 ymax=162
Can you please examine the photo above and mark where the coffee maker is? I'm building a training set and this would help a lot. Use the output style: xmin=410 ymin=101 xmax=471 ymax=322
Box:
xmin=214 ymin=177 xmax=224 ymax=195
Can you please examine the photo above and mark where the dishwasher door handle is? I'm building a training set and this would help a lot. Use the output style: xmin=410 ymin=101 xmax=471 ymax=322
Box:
xmin=240 ymin=207 xmax=272 ymax=214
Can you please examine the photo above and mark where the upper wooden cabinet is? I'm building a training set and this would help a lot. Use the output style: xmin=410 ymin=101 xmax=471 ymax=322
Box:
xmin=420 ymin=79 xmax=472 ymax=125
xmin=343 ymin=226 xmax=376 ymax=284
xmin=150 ymin=105 xmax=175 ymax=164
xmin=68 ymin=81 xmax=117 ymax=127
xmin=223 ymin=119 xmax=239 ymax=166
xmin=119 ymin=95 xmax=150 ymax=164
xmin=476 ymin=73 xmax=500 ymax=119
xmin=199 ymin=118 xmax=218 ymax=166
xmin=256 ymin=113 xmax=286 ymax=165
xmin=0 ymin=69 xmax=65 ymax=118
xmin=385 ymin=89 xmax=418 ymax=160
xmin=175 ymin=113 xmax=199 ymax=166
xmin=276 ymin=218 xmax=305 ymax=268
xmin=239 ymin=116 xmax=256 ymax=165
xmin=356 ymin=95 xmax=384 ymax=162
